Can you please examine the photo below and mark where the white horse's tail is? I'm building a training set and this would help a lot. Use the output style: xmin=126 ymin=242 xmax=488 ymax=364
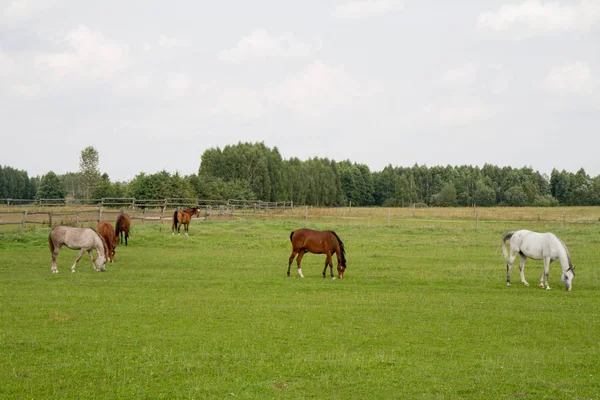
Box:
xmin=500 ymin=231 xmax=514 ymax=260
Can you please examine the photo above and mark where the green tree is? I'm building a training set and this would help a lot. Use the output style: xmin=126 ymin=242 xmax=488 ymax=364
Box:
xmin=504 ymin=185 xmax=527 ymax=206
xmin=79 ymin=146 xmax=101 ymax=200
xmin=36 ymin=171 xmax=66 ymax=200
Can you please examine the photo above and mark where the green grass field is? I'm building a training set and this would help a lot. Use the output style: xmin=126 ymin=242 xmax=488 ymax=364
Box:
xmin=1 ymin=216 xmax=599 ymax=399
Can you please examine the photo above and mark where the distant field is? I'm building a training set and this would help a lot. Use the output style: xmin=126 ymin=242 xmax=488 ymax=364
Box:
xmin=1 ymin=213 xmax=599 ymax=399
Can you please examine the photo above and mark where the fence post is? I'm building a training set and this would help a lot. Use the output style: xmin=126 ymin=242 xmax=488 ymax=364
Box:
xmin=388 ymin=208 xmax=391 ymax=226
xmin=48 ymin=212 xmax=52 ymax=227
xmin=142 ymin=207 xmax=147 ymax=223
xmin=21 ymin=210 xmax=27 ymax=231
xmin=305 ymin=206 xmax=308 ymax=221
xmin=475 ymin=207 xmax=479 ymax=229
xmin=98 ymin=207 xmax=102 ymax=223
xmin=563 ymin=211 xmax=566 ymax=228
xmin=76 ymin=211 xmax=80 ymax=225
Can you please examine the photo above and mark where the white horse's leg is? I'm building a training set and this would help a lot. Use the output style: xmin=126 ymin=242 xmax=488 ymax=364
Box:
xmin=71 ymin=249 xmax=87 ymax=273
xmin=518 ymin=255 xmax=529 ymax=286
xmin=541 ymin=258 xmax=551 ymax=290
xmin=506 ymin=253 xmax=517 ymax=286
xmin=51 ymin=247 xmax=60 ymax=273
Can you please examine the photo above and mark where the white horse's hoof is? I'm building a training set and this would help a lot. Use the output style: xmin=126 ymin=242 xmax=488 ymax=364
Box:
xmin=523 ymin=282 xmax=529 ymax=287
xmin=546 ymin=287 xmax=551 ymax=291
xmin=332 ymin=277 xmax=336 ymax=280
xmin=506 ymin=282 xmax=511 ymax=286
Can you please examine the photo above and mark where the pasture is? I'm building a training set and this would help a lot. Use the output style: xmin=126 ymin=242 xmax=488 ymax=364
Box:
xmin=1 ymin=213 xmax=599 ymax=399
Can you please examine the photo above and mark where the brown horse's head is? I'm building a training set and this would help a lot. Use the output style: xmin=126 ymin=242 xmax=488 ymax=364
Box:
xmin=192 ymin=207 xmax=200 ymax=217
xmin=330 ymin=231 xmax=347 ymax=279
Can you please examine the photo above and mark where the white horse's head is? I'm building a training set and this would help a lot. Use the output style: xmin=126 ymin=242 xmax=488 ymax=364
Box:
xmin=95 ymin=254 xmax=106 ymax=272
xmin=561 ymin=266 xmax=575 ymax=292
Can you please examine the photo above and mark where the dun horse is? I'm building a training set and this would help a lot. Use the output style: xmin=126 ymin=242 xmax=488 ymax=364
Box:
xmin=48 ymin=226 xmax=107 ymax=273
xmin=501 ymin=229 xmax=575 ymax=291
xmin=97 ymin=221 xmax=120 ymax=262
xmin=287 ymin=228 xmax=347 ymax=279
xmin=115 ymin=213 xmax=131 ymax=245
xmin=172 ymin=207 xmax=200 ymax=236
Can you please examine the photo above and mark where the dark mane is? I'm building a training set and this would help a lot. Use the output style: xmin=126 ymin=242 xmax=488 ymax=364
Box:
xmin=330 ymin=230 xmax=346 ymax=266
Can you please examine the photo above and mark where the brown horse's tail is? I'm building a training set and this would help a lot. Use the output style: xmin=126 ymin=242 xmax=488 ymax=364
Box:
xmin=289 ymin=230 xmax=295 ymax=243
xmin=172 ymin=210 xmax=179 ymax=231
xmin=330 ymin=231 xmax=347 ymax=267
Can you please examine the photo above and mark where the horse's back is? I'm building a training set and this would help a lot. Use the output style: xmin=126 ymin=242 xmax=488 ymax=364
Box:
xmin=116 ymin=214 xmax=131 ymax=231
xmin=291 ymin=228 xmax=336 ymax=253
xmin=51 ymin=226 xmax=98 ymax=248
xmin=511 ymin=229 xmax=564 ymax=259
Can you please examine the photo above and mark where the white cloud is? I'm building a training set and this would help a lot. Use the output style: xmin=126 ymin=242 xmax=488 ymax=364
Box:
xmin=211 ymin=60 xmax=381 ymax=120
xmin=219 ymin=30 xmax=320 ymax=63
xmin=477 ymin=0 xmax=600 ymax=39
xmin=332 ymin=0 xmax=403 ymax=20
xmin=438 ymin=99 xmax=496 ymax=126
xmin=438 ymin=63 xmax=478 ymax=87
xmin=35 ymin=26 xmax=130 ymax=80
xmin=158 ymin=34 xmax=191 ymax=49
xmin=543 ymin=61 xmax=594 ymax=94
xmin=1 ymin=0 xmax=53 ymax=25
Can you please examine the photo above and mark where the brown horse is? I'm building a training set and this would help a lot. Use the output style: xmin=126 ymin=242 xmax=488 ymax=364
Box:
xmin=115 ymin=213 xmax=131 ymax=245
xmin=172 ymin=207 xmax=200 ymax=236
xmin=287 ymin=228 xmax=347 ymax=279
xmin=48 ymin=226 xmax=107 ymax=273
xmin=97 ymin=221 xmax=120 ymax=262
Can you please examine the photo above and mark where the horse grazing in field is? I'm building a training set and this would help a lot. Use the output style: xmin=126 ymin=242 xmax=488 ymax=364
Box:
xmin=115 ymin=213 xmax=131 ymax=245
xmin=501 ymin=230 xmax=575 ymax=291
xmin=48 ymin=226 xmax=107 ymax=273
xmin=172 ymin=207 xmax=200 ymax=236
xmin=97 ymin=221 xmax=120 ymax=262
xmin=287 ymin=228 xmax=347 ymax=279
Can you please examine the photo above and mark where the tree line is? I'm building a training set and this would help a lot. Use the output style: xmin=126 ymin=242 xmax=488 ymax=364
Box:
xmin=2 ymin=143 xmax=600 ymax=207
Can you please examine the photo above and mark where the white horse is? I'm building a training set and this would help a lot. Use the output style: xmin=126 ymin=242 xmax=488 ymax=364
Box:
xmin=48 ymin=226 xmax=107 ymax=273
xmin=501 ymin=230 xmax=575 ymax=291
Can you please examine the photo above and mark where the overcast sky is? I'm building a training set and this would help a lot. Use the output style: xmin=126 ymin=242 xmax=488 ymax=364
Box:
xmin=1 ymin=0 xmax=599 ymax=182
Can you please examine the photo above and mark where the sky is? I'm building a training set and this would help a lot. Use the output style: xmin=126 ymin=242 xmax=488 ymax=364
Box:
xmin=1 ymin=0 xmax=599 ymax=182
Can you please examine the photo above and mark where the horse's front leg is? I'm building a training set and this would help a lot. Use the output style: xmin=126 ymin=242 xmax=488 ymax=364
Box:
xmin=185 ymin=224 xmax=189 ymax=237
xmin=322 ymin=254 xmax=334 ymax=279
xmin=541 ymin=258 xmax=551 ymax=290
xmin=518 ymin=255 xmax=529 ymax=286
xmin=70 ymin=249 xmax=87 ymax=273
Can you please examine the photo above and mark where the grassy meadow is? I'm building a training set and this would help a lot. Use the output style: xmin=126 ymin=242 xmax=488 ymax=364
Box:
xmin=1 ymin=211 xmax=599 ymax=399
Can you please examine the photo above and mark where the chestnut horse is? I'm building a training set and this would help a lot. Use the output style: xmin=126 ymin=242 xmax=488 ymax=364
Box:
xmin=97 ymin=221 xmax=120 ymax=262
xmin=172 ymin=207 xmax=200 ymax=236
xmin=115 ymin=213 xmax=131 ymax=245
xmin=287 ymin=228 xmax=347 ymax=279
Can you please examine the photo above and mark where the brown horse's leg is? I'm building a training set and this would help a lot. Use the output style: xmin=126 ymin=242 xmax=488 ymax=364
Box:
xmin=296 ymin=251 xmax=306 ymax=278
xmin=287 ymin=250 xmax=298 ymax=277
xmin=323 ymin=253 xmax=334 ymax=279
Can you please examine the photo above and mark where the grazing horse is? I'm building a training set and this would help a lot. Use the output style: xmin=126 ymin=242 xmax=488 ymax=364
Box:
xmin=48 ymin=226 xmax=107 ymax=273
xmin=97 ymin=221 xmax=120 ymax=262
xmin=501 ymin=230 xmax=575 ymax=291
xmin=287 ymin=228 xmax=347 ymax=279
xmin=172 ymin=207 xmax=200 ymax=236
xmin=115 ymin=213 xmax=131 ymax=245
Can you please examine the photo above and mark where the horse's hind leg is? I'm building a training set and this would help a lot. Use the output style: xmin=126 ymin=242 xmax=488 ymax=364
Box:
xmin=540 ymin=258 xmax=551 ymax=290
xmin=296 ymin=251 xmax=306 ymax=278
xmin=287 ymin=250 xmax=298 ymax=277
xmin=506 ymin=252 xmax=517 ymax=286
xmin=518 ymin=255 xmax=529 ymax=287
xmin=51 ymin=245 xmax=62 ymax=273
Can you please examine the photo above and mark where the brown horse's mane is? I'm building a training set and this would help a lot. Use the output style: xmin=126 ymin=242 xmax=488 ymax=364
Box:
xmin=329 ymin=231 xmax=346 ymax=266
